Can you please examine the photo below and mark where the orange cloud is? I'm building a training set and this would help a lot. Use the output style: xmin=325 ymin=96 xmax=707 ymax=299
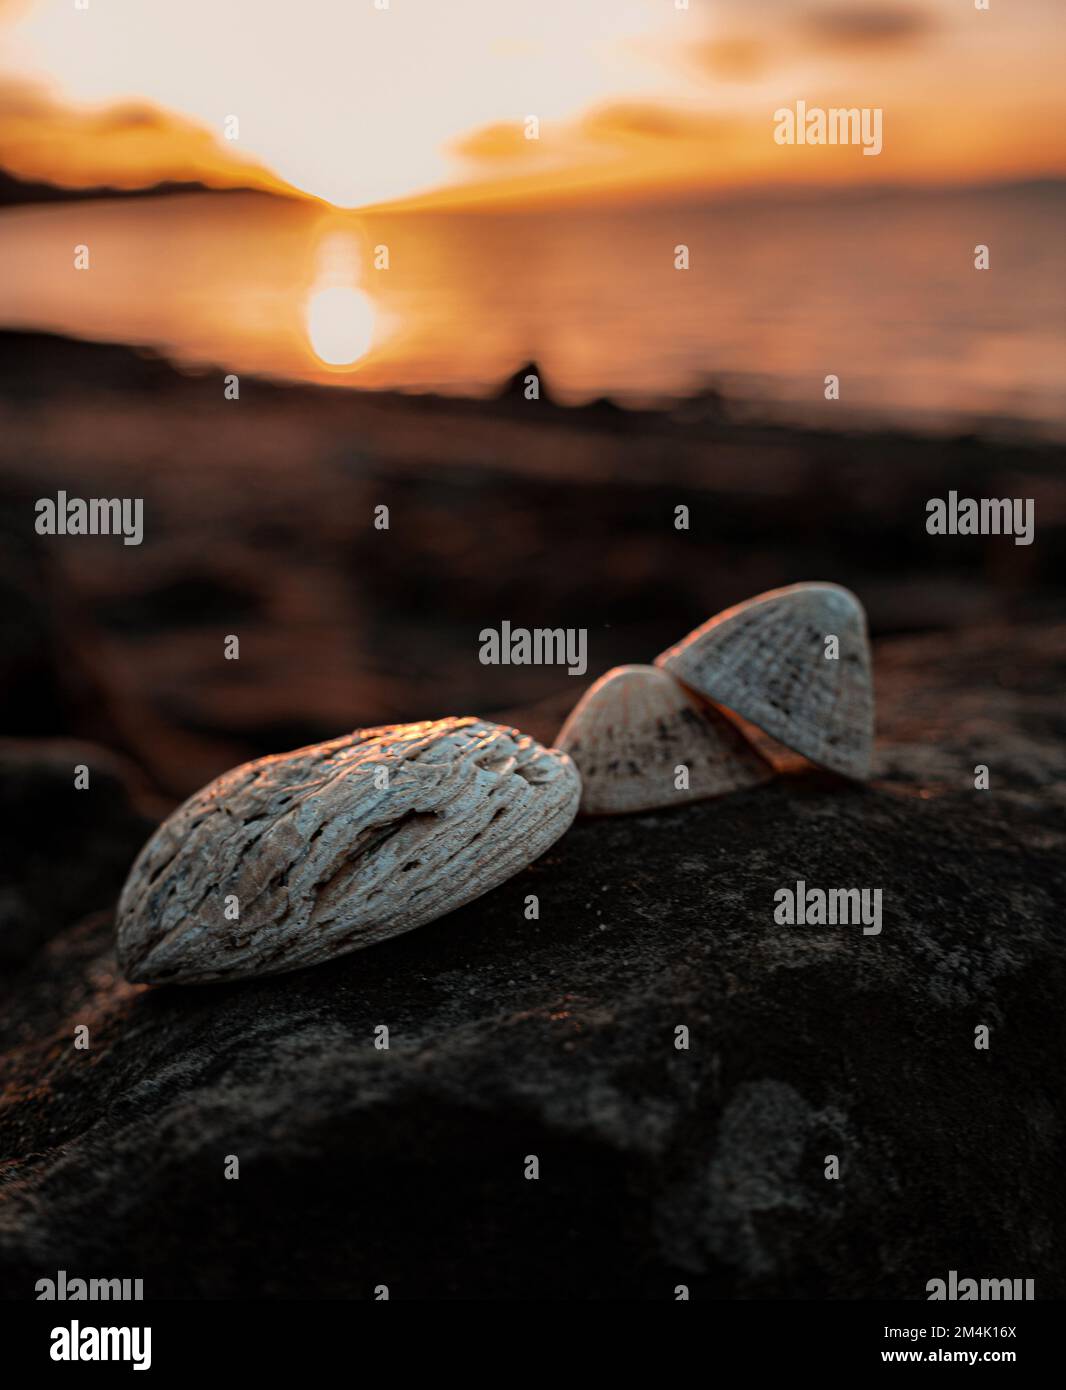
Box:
xmin=686 ymin=4 xmax=934 ymax=85
xmin=798 ymin=4 xmax=934 ymax=49
xmin=0 ymin=77 xmax=288 ymax=195
xmin=0 ymin=0 xmax=1062 ymax=213
xmin=580 ymin=103 xmax=739 ymax=145
xmin=451 ymin=121 xmax=546 ymax=164
xmin=690 ymin=37 xmax=773 ymax=83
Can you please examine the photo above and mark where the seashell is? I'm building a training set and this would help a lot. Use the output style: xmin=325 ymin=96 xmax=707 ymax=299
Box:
xmin=656 ymin=583 xmax=874 ymax=779
xmin=556 ymin=664 xmax=773 ymax=815
xmin=117 ymin=717 xmax=581 ymax=985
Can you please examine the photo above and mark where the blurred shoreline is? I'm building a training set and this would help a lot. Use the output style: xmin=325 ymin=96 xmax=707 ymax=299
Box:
xmin=2 ymin=328 xmax=1064 ymax=799
xmin=3 ymin=179 xmax=1064 ymax=434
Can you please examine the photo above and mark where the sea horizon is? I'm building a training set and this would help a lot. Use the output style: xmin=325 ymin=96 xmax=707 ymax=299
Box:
xmin=2 ymin=178 xmax=1063 ymax=438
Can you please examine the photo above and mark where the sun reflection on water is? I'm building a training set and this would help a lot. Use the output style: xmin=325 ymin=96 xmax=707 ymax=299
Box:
xmin=305 ymin=284 xmax=375 ymax=366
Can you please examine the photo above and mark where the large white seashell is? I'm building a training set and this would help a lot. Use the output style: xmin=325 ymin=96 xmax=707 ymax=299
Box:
xmin=556 ymin=664 xmax=773 ymax=815
xmin=656 ymin=583 xmax=874 ymax=779
xmin=117 ymin=717 xmax=581 ymax=985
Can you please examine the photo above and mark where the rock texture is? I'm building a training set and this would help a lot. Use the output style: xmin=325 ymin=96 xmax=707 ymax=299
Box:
xmin=117 ymin=719 xmax=581 ymax=985
xmin=1 ymin=624 xmax=1064 ymax=1299
xmin=657 ymin=583 xmax=874 ymax=779
xmin=557 ymin=664 xmax=772 ymax=814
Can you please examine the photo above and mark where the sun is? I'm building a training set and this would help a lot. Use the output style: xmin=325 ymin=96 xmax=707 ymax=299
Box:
xmin=305 ymin=286 xmax=375 ymax=367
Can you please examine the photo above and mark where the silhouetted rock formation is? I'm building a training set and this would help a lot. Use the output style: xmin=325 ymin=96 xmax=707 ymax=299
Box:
xmin=0 ymin=167 xmax=250 ymax=209
xmin=497 ymin=360 xmax=555 ymax=406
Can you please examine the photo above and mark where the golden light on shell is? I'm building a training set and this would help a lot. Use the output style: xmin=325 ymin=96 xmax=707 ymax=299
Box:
xmin=305 ymin=285 xmax=375 ymax=367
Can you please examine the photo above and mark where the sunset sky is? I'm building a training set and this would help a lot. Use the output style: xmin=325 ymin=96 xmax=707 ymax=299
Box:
xmin=0 ymin=0 xmax=1063 ymax=209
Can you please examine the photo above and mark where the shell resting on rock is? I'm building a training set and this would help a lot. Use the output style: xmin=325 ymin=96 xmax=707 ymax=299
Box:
xmin=117 ymin=717 xmax=581 ymax=986
xmin=656 ymin=582 xmax=874 ymax=779
xmin=557 ymin=664 xmax=773 ymax=815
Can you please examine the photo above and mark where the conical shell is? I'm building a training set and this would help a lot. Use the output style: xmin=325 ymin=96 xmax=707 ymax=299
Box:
xmin=117 ymin=717 xmax=581 ymax=985
xmin=556 ymin=664 xmax=773 ymax=815
xmin=656 ymin=582 xmax=874 ymax=779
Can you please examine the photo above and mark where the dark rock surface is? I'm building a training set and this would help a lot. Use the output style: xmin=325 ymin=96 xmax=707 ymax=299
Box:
xmin=0 ymin=497 xmax=113 ymax=743
xmin=0 ymin=740 xmax=159 ymax=970
xmin=0 ymin=623 xmax=1064 ymax=1300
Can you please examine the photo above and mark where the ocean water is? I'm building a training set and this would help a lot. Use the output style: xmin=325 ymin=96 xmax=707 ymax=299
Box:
xmin=0 ymin=180 xmax=1063 ymax=434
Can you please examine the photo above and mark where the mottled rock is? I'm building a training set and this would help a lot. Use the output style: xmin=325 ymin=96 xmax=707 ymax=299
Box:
xmin=117 ymin=718 xmax=581 ymax=985
xmin=556 ymin=664 xmax=772 ymax=814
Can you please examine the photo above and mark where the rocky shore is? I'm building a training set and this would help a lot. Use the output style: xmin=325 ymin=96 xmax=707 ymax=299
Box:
xmin=1 ymin=621 xmax=1063 ymax=1299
